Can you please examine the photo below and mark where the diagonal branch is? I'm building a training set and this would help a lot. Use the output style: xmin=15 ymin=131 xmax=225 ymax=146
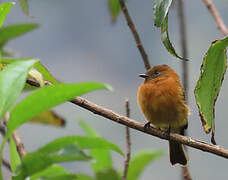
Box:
xmin=26 ymin=78 xmax=228 ymax=160
xmin=202 ymin=0 xmax=228 ymax=36
xmin=118 ymin=0 xmax=151 ymax=70
xmin=71 ymin=97 xmax=228 ymax=159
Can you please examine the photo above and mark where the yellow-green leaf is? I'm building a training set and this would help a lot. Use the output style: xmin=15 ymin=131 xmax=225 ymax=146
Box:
xmin=108 ymin=0 xmax=121 ymax=23
xmin=19 ymin=0 xmax=29 ymax=16
xmin=0 ymin=3 xmax=14 ymax=28
xmin=29 ymin=110 xmax=65 ymax=127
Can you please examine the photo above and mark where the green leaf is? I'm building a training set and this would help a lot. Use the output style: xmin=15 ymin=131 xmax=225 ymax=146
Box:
xmin=108 ymin=0 xmax=121 ymax=23
xmin=78 ymin=120 xmax=99 ymax=137
xmin=154 ymin=0 xmax=172 ymax=27
xmin=37 ymin=136 xmax=124 ymax=156
xmin=78 ymin=120 xmax=112 ymax=172
xmin=0 ymin=24 xmax=38 ymax=49
xmin=96 ymin=168 xmax=121 ymax=180
xmin=7 ymin=82 xmax=112 ymax=136
xmin=0 ymin=58 xmax=58 ymax=85
xmin=15 ymin=146 xmax=90 ymax=179
xmin=194 ymin=36 xmax=228 ymax=139
xmin=41 ymin=174 xmax=78 ymax=180
xmin=0 ymin=3 xmax=14 ymax=28
xmin=19 ymin=0 xmax=29 ymax=16
xmin=126 ymin=150 xmax=163 ymax=180
xmin=9 ymin=136 xmax=21 ymax=173
xmin=29 ymin=110 xmax=65 ymax=127
xmin=161 ymin=15 xmax=184 ymax=60
xmin=30 ymin=164 xmax=80 ymax=180
xmin=30 ymin=164 xmax=69 ymax=180
xmin=76 ymin=174 xmax=94 ymax=180
xmin=0 ymin=60 xmax=37 ymax=118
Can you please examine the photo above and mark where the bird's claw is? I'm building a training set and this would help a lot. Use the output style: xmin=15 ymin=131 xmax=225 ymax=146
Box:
xmin=144 ymin=122 xmax=151 ymax=130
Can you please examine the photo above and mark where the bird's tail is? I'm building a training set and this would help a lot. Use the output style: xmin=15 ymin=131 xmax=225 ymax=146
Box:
xmin=169 ymin=140 xmax=188 ymax=165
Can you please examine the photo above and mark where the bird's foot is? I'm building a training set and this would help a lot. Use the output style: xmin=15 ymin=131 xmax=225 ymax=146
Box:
xmin=166 ymin=126 xmax=171 ymax=140
xmin=144 ymin=122 xmax=151 ymax=130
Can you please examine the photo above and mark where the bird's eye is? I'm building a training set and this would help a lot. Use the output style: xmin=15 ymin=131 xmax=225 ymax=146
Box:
xmin=154 ymin=70 xmax=160 ymax=75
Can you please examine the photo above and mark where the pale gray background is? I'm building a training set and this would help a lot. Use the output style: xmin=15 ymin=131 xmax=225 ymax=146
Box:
xmin=3 ymin=0 xmax=228 ymax=179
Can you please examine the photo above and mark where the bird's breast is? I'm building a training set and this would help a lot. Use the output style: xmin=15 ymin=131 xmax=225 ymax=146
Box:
xmin=137 ymin=78 xmax=188 ymax=130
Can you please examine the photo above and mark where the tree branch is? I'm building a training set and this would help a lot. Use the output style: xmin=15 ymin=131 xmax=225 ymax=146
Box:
xmin=70 ymin=97 xmax=228 ymax=159
xmin=202 ymin=0 xmax=228 ymax=36
xmin=122 ymin=99 xmax=131 ymax=180
xmin=118 ymin=0 xmax=151 ymax=70
xmin=26 ymin=79 xmax=228 ymax=160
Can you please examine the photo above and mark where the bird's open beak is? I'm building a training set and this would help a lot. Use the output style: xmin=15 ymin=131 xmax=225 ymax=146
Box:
xmin=139 ymin=74 xmax=149 ymax=78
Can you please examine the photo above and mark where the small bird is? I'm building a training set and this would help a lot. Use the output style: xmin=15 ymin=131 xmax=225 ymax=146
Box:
xmin=137 ymin=64 xmax=189 ymax=165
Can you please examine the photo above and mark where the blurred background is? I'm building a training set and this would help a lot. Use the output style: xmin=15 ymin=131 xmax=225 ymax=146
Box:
xmin=3 ymin=0 xmax=228 ymax=179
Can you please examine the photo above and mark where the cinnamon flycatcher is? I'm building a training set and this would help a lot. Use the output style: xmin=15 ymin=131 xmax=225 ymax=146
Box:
xmin=137 ymin=64 xmax=189 ymax=165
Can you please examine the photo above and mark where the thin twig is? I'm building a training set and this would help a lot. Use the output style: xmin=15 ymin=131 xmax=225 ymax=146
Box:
xmin=3 ymin=112 xmax=26 ymax=159
xmin=26 ymin=79 xmax=228 ymax=160
xmin=177 ymin=0 xmax=189 ymax=102
xmin=0 ymin=125 xmax=6 ymax=137
xmin=181 ymin=166 xmax=192 ymax=180
xmin=122 ymin=99 xmax=131 ymax=180
xmin=177 ymin=0 xmax=192 ymax=179
xmin=118 ymin=0 xmax=151 ymax=70
xmin=202 ymin=0 xmax=228 ymax=36
xmin=12 ymin=131 xmax=26 ymax=158
xmin=2 ymin=158 xmax=11 ymax=172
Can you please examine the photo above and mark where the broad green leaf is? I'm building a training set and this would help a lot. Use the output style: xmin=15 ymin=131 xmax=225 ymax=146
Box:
xmin=19 ymin=0 xmax=29 ymax=15
xmin=76 ymin=174 xmax=94 ymax=180
xmin=161 ymin=15 xmax=184 ymax=60
xmin=15 ymin=146 xmax=90 ymax=179
xmin=194 ymin=36 xmax=228 ymax=142
xmin=29 ymin=110 xmax=65 ymax=127
xmin=41 ymin=174 xmax=78 ymax=180
xmin=7 ymin=82 xmax=112 ymax=136
xmin=153 ymin=0 xmax=172 ymax=27
xmin=78 ymin=120 xmax=112 ymax=172
xmin=9 ymin=136 xmax=21 ymax=173
xmin=96 ymin=168 xmax=121 ymax=180
xmin=0 ymin=3 xmax=14 ymax=28
xmin=108 ymin=0 xmax=121 ymax=23
xmin=30 ymin=164 xmax=69 ymax=180
xmin=37 ymin=136 xmax=124 ymax=156
xmin=0 ymin=60 xmax=37 ymax=118
xmin=30 ymin=164 xmax=79 ymax=180
xmin=0 ymin=58 xmax=58 ymax=85
xmin=0 ymin=24 xmax=38 ymax=49
xmin=126 ymin=150 xmax=163 ymax=180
